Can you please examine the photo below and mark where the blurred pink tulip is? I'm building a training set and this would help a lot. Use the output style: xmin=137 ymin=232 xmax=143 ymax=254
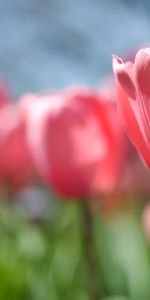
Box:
xmin=20 ymin=86 xmax=124 ymax=199
xmin=0 ymin=83 xmax=36 ymax=191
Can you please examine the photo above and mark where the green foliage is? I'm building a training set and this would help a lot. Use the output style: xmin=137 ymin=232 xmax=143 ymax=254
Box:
xmin=0 ymin=200 xmax=149 ymax=299
xmin=94 ymin=212 xmax=150 ymax=300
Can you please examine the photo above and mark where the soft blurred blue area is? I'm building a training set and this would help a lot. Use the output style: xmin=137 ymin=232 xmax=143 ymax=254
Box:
xmin=0 ymin=0 xmax=150 ymax=95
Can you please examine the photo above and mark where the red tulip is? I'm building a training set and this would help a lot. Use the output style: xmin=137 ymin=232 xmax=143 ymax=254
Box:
xmin=0 ymin=78 xmax=37 ymax=191
xmin=20 ymin=87 xmax=124 ymax=199
xmin=113 ymin=48 xmax=150 ymax=168
xmin=0 ymin=102 xmax=36 ymax=191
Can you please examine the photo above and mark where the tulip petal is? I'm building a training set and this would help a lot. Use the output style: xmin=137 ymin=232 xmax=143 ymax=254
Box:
xmin=117 ymin=83 xmax=150 ymax=168
xmin=113 ymin=55 xmax=136 ymax=100
xmin=134 ymin=48 xmax=150 ymax=99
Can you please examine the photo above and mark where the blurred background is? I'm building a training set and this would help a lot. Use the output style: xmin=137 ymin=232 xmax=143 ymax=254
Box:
xmin=0 ymin=0 xmax=150 ymax=300
xmin=1 ymin=0 xmax=150 ymax=95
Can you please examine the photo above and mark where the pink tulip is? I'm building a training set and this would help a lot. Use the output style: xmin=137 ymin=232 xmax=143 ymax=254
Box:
xmin=99 ymin=75 xmax=150 ymax=214
xmin=20 ymin=86 xmax=124 ymax=199
xmin=0 ymin=83 xmax=36 ymax=191
xmin=113 ymin=48 xmax=150 ymax=168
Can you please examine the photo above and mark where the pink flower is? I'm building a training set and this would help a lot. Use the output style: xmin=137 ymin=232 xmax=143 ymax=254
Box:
xmin=98 ymin=75 xmax=150 ymax=214
xmin=0 ymin=82 xmax=36 ymax=191
xmin=113 ymin=48 xmax=150 ymax=168
xmin=20 ymin=86 xmax=124 ymax=199
xmin=0 ymin=106 xmax=36 ymax=190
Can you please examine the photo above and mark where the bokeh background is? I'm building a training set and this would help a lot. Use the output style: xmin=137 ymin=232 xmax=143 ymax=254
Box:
xmin=0 ymin=1 xmax=150 ymax=300
xmin=1 ymin=0 xmax=150 ymax=95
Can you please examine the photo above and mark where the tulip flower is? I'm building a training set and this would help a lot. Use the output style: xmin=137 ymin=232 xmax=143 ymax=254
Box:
xmin=113 ymin=48 xmax=150 ymax=169
xmin=20 ymin=86 xmax=124 ymax=199
xmin=98 ymin=75 xmax=150 ymax=214
xmin=0 ymin=96 xmax=36 ymax=191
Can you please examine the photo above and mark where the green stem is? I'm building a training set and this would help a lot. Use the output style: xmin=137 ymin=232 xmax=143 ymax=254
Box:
xmin=81 ymin=200 xmax=99 ymax=300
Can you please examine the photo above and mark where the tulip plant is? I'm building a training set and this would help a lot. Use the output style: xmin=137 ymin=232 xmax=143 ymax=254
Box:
xmin=0 ymin=48 xmax=150 ymax=300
